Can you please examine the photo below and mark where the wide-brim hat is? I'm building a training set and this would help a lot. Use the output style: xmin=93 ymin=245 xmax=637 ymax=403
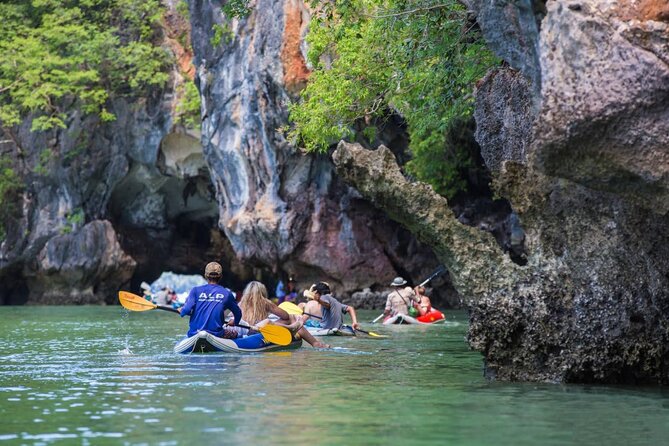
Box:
xmin=390 ymin=277 xmax=407 ymax=287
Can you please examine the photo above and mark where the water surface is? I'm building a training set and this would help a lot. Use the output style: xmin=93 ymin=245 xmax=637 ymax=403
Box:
xmin=1 ymin=307 xmax=668 ymax=445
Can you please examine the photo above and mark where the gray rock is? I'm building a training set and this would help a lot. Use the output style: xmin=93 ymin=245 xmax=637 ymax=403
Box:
xmin=188 ymin=0 xmax=443 ymax=296
xmin=30 ymin=220 xmax=136 ymax=304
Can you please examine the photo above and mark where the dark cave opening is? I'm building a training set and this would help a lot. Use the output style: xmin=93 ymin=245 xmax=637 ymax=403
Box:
xmin=0 ymin=270 xmax=29 ymax=305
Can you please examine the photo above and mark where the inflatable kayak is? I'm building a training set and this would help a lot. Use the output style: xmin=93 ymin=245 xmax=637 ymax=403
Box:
xmin=306 ymin=325 xmax=356 ymax=336
xmin=174 ymin=331 xmax=303 ymax=354
xmin=383 ymin=310 xmax=445 ymax=325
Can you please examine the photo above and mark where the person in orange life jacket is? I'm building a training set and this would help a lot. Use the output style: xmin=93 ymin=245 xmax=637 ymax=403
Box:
xmin=179 ymin=262 xmax=242 ymax=337
xmin=383 ymin=277 xmax=420 ymax=318
xmin=302 ymin=282 xmax=359 ymax=330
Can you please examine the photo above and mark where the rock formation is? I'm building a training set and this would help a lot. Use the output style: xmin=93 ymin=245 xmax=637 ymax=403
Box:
xmin=0 ymin=0 xmax=444 ymax=305
xmin=333 ymin=0 xmax=669 ymax=383
xmin=188 ymin=0 xmax=442 ymax=295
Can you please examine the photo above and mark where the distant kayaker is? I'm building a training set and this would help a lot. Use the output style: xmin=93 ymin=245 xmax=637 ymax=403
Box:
xmin=275 ymin=279 xmax=286 ymax=304
xmin=239 ymin=281 xmax=329 ymax=349
xmin=285 ymin=276 xmax=298 ymax=303
xmin=414 ymin=285 xmax=432 ymax=316
xmin=303 ymin=282 xmax=359 ymax=330
xmin=179 ymin=262 xmax=242 ymax=338
xmin=383 ymin=277 xmax=420 ymax=319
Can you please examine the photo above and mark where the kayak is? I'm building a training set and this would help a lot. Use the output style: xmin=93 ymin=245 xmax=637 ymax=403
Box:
xmin=383 ymin=310 xmax=445 ymax=325
xmin=306 ymin=325 xmax=356 ymax=336
xmin=417 ymin=309 xmax=446 ymax=324
xmin=174 ymin=331 xmax=303 ymax=354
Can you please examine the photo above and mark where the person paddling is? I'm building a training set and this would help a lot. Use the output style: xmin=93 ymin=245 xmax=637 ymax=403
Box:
xmin=179 ymin=262 xmax=242 ymax=337
xmin=414 ymin=285 xmax=432 ymax=316
xmin=383 ymin=277 xmax=419 ymax=320
xmin=303 ymin=282 xmax=359 ymax=331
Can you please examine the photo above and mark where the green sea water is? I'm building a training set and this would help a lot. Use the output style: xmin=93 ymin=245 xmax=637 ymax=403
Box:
xmin=1 ymin=306 xmax=668 ymax=445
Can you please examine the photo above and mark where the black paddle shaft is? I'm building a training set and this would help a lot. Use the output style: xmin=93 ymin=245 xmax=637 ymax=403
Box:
xmin=156 ymin=305 xmax=180 ymax=314
xmin=419 ymin=266 xmax=446 ymax=287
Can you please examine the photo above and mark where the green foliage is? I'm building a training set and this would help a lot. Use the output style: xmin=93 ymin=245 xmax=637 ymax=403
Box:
xmin=34 ymin=148 xmax=53 ymax=176
xmin=221 ymin=0 xmax=251 ymax=18
xmin=289 ymin=0 xmax=498 ymax=198
xmin=0 ymin=0 xmax=172 ymax=132
xmin=175 ymin=80 xmax=201 ymax=129
xmin=0 ymin=156 xmax=23 ymax=240
xmin=176 ymin=0 xmax=190 ymax=20
xmin=61 ymin=207 xmax=85 ymax=235
xmin=210 ymin=23 xmax=233 ymax=47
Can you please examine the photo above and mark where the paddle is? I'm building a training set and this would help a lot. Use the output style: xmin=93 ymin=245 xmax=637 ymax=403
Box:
xmin=119 ymin=290 xmax=180 ymax=313
xmin=371 ymin=265 xmax=447 ymax=323
xmin=278 ymin=301 xmax=322 ymax=319
xmin=118 ymin=291 xmax=292 ymax=346
xmin=278 ymin=301 xmax=388 ymax=338
xmin=351 ymin=327 xmax=389 ymax=338
xmin=418 ymin=265 xmax=447 ymax=287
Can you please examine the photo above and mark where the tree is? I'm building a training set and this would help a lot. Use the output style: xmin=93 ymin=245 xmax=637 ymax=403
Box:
xmin=288 ymin=0 xmax=498 ymax=198
xmin=0 ymin=0 xmax=171 ymax=132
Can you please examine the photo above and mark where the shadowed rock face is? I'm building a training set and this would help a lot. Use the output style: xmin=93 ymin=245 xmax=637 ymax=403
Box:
xmin=189 ymin=0 xmax=442 ymax=295
xmin=0 ymin=91 xmax=172 ymax=304
xmin=0 ymin=6 xmax=220 ymax=304
xmin=1 ymin=1 xmax=444 ymax=305
xmin=334 ymin=0 xmax=669 ymax=383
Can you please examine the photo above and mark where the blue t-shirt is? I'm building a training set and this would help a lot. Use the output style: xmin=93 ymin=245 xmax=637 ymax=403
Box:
xmin=180 ymin=283 xmax=242 ymax=337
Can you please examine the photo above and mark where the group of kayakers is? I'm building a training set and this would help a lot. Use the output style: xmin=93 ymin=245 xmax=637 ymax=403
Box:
xmin=141 ymin=284 xmax=181 ymax=308
xmin=178 ymin=261 xmax=440 ymax=347
xmin=179 ymin=262 xmax=331 ymax=348
xmin=383 ymin=277 xmax=434 ymax=319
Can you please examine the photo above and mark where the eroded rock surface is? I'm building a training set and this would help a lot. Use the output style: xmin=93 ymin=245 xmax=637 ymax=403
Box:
xmin=30 ymin=221 xmax=136 ymax=304
xmin=333 ymin=0 xmax=669 ymax=384
xmin=189 ymin=0 xmax=442 ymax=295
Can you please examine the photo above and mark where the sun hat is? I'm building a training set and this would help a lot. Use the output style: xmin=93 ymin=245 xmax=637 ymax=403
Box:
xmin=390 ymin=277 xmax=407 ymax=287
xmin=204 ymin=262 xmax=223 ymax=278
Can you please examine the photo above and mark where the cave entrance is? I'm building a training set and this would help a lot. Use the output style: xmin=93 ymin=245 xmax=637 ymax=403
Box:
xmin=107 ymin=129 xmax=256 ymax=295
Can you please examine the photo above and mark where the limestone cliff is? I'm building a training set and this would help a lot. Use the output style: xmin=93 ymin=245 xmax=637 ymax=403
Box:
xmin=1 ymin=0 xmax=443 ymax=305
xmin=334 ymin=0 xmax=669 ymax=383
xmin=188 ymin=0 xmax=441 ymax=294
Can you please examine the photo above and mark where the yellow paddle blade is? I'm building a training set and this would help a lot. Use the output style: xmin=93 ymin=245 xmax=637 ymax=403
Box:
xmin=258 ymin=324 xmax=293 ymax=346
xmin=118 ymin=291 xmax=158 ymax=312
xmin=355 ymin=327 xmax=389 ymax=338
xmin=365 ymin=331 xmax=389 ymax=338
xmin=278 ymin=301 xmax=304 ymax=316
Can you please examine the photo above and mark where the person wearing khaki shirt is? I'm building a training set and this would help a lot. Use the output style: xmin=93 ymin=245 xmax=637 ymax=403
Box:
xmin=384 ymin=277 xmax=419 ymax=317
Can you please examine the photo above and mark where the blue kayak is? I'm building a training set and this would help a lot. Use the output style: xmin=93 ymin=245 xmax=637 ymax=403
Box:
xmin=174 ymin=331 xmax=303 ymax=354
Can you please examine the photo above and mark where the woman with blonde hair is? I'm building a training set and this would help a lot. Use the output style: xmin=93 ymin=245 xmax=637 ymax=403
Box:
xmin=238 ymin=281 xmax=329 ymax=349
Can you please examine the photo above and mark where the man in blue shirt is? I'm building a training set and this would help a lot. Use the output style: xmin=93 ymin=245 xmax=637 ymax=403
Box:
xmin=180 ymin=262 xmax=242 ymax=337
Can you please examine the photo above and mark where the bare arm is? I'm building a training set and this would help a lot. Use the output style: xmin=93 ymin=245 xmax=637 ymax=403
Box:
xmin=268 ymin=301 xmax=291 ymax=321
xmin=346 ymin=306 xmax=359 ymax=329
xmin=316 ymin=296 xmax=331 ymax=309
xmin=383 ymin=294 xmax=393 ymax=316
